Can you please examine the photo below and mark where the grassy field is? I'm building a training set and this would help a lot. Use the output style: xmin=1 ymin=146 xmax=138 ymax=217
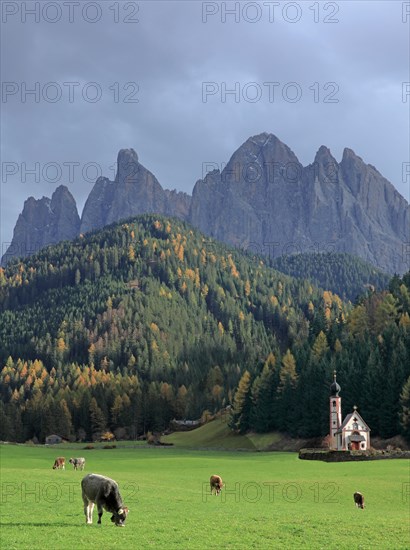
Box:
xmin=163 ymin=419 xmax=281 ymax=450
xmin=0 ymin=442 xmax=409 ymax=550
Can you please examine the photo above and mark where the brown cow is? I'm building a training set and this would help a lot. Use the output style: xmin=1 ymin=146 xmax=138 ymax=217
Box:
xmin=353 ymin=491 xmax=365 ymax=509
xmin=52 ymin=457 xmax=65 ymax=470
xmin=210 ymin=475 xmax=223 ymax=496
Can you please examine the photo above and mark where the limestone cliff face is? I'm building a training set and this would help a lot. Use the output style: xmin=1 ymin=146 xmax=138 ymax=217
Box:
xmin=80 ymin=149 xmax=189 ymax=233
xmin=190 ymin=133 xmax=330 ymax=251
xmin=164 ymin=189 xmax=191 ymax=221
xmin=2 ymin=185 xmax=80 ymax=265
xmin=4 ymin=135 xmax=409 ymax=274
xmin=106 ymin=148 xmax=167 ymax=224
xmin=78 ymin=176 xmax=115 ymax=234
xmin=189 ymin=133 xmax=409 ymax=274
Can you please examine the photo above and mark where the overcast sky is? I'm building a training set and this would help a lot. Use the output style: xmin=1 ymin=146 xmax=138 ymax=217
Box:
xmin=1 ymin=0 xmax=409 ymax=252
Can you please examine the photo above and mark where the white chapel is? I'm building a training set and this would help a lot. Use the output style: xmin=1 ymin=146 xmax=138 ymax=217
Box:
xmin=329 ymin=372 xmax=371 ymax=451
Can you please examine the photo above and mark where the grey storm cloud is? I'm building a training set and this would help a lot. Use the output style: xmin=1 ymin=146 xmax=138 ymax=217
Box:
xmin=1 ymin=0 xmax=409 ymax=251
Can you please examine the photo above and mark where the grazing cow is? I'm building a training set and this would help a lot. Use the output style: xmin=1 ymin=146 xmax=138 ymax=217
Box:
xmin=81 ymin=474 xmax=129 ymax=526
xmin=353 ymin=491 xmax=365 ymax=509
xmin=69 ymin=457 xmax=86 ymax=471
xmin=210 ymin=475 xmax=223 ymax=496
xmin=52 ymin=457 xmax=65 ymax=470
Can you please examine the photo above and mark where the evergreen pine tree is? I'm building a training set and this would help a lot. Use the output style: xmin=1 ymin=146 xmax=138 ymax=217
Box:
xmin=229 ymin=370 xmax=252 ymax=433
xmin=399 ymin=376 xmax=410 ymax=442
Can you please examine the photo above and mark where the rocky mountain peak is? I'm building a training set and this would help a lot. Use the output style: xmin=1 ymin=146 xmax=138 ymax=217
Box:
xmin=80 ymin=149 xmax=191 ymax=233
xmin=237 ymin=132 xmax=299 ymax=163
xmin=340 ymin=147 xmax=375 ymax=197
xmin=52 ymin=183 xmax=71 ymax=196
xmin=115 ymin=148 xmax=140 ymax=185
xmin=1 ymin=185 xmax=80 ymax=265
xmin=312 ymin=146 xmax=339 ymax=184
xmin=341 ymin=147 xmax=362 ymax=163
xmin=314 ymin=145 xmax=335 ymax=163
xmin=50 ymin=185 xmax=75 ymax=207
xmin=218 ymin=133 xmax=301 ymax=191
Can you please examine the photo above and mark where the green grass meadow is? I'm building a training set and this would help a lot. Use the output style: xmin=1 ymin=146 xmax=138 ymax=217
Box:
xmin=162 ymin=420 xmax=282 ymax=450
xmin=0 ymin=443 xmax=409 ymax=550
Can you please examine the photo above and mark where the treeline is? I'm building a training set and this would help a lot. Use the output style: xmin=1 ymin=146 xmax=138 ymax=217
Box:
xmin=0 ymin=215 xmax=408 ymax=442
xmin=0 ymin=358 xmax=200 ymax=442
xmin=271 ymin=252 xmax=390 ymax=302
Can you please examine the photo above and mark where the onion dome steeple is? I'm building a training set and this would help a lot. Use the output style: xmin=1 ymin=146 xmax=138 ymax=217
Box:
xmin=330 ymin=370 xmax=341 ymax=396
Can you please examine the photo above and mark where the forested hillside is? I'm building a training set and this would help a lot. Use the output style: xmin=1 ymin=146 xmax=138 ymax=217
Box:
xmin=230 ymin=272 xmax=410 ymax=440
xmin=271 ymin=253 xmax=390 ymax=302
xmin=0 ymin=215 xmax=409 ymax=443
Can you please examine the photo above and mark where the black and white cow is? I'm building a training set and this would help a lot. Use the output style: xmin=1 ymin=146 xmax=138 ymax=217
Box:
xmin=81 ymin=473 xmax=129 ymax=526
xmin=353 ymin=491 xmax=365 ymax=509
xmin=69 ymin=457 xmax=85 ymax=471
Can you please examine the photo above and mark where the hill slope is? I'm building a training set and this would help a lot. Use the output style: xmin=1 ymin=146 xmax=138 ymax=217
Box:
xmin=0 ymin=215 xmax=409 ymax=444
xmin=163 ymin=418 xmax=281 ymax=450
xmin=271 ymin=252 xmax=390 ymax=302
xmin=0 ymin=214 xmax=332 ymax=441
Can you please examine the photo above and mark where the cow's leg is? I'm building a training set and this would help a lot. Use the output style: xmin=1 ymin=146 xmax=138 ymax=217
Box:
xmin=83 ymin=495 xmax=93 ymax=524
xmin=88 ymin=503 xmax=95 ymax=524
xmin=97 ymin=503 xmax=103 ymax=524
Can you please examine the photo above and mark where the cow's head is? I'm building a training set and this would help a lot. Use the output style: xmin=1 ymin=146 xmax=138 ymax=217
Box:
xmin=69 ymin=458 xmax=74 ymax=464
xmin=111 ymin=507 xmax=129 ymax=527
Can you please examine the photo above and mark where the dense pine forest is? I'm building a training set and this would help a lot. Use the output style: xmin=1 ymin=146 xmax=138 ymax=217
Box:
xmin=0 ymin=215 xmax=409 ymax=443
xmin=271 ymin=252 xmax=390 ymax=302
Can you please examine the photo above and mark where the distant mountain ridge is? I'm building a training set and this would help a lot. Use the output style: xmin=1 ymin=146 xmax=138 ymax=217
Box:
xmin=3 ymin=133 xmax=409 ymax=274
xmin=190 ymin=134 xmax=409 ymax=274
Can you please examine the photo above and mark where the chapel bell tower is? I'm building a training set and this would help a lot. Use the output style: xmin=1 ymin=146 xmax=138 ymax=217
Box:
xmin=329 ymin=371 xmax=342 ymax=449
